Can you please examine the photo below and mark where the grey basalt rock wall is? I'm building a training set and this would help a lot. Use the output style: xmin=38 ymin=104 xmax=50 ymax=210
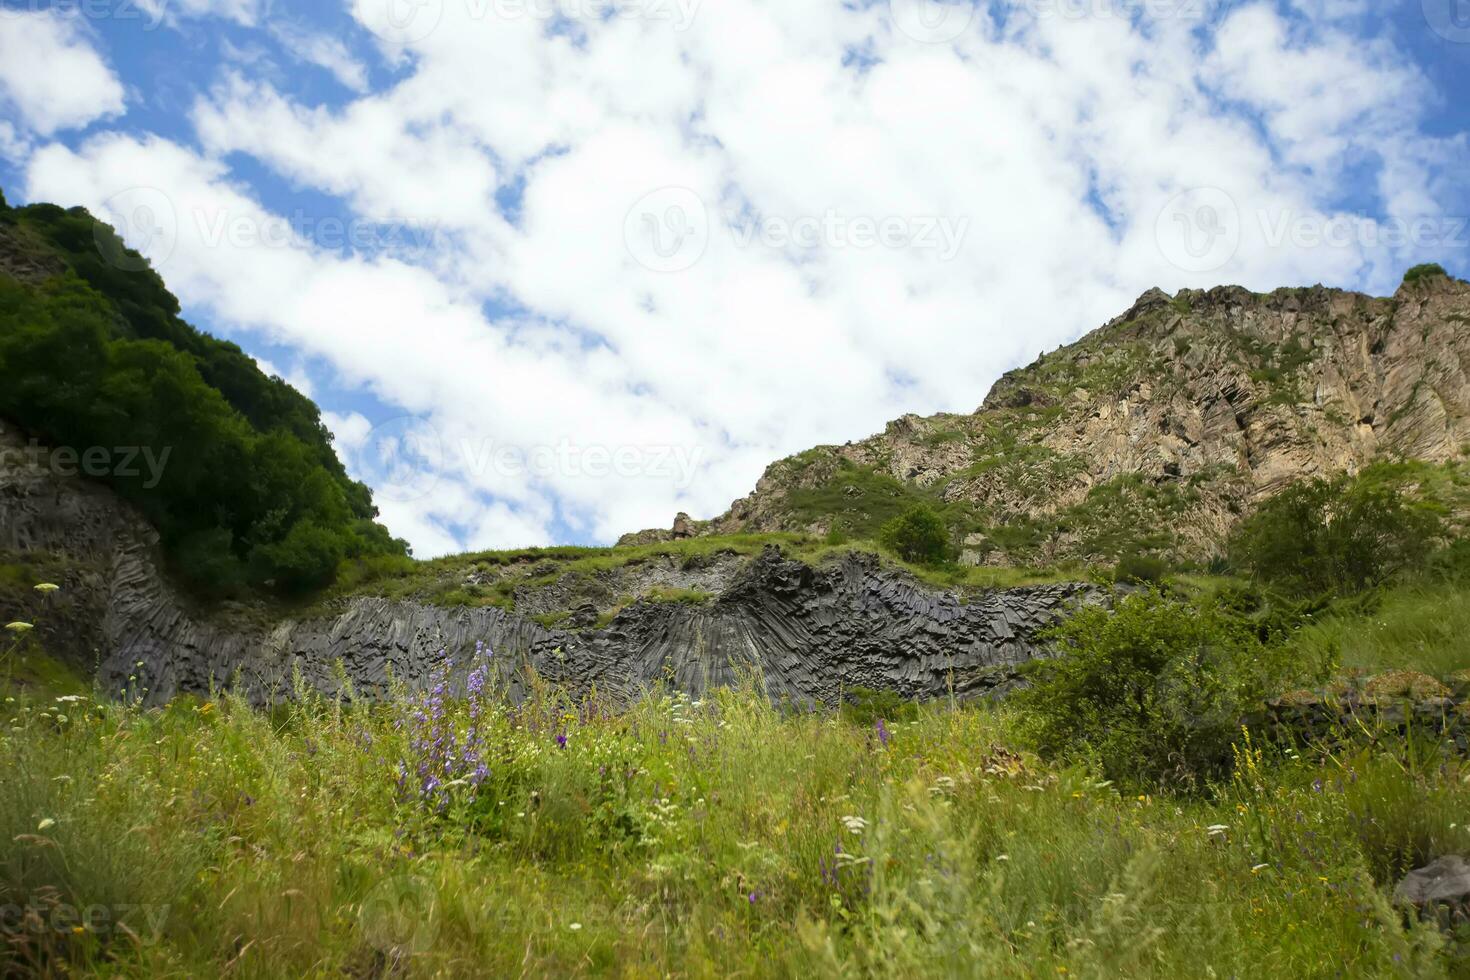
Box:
xmin=0 ymin=423 xmax=1092 ymax=706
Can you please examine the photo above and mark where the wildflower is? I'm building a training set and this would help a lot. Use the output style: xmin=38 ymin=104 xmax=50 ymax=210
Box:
xmin=569 ymin=923 xmax=582 ymax=931
xmin=1251 ymin=864 xmax=1270 ymax=874
xmin=875 ymin=718 xmax=891 ymax=748
xmin=33 ymin=583 xmax=60 ymax=593
xmin=1206 ymin=824 xmax=1230 ymax=838
xmin=841 ymin=815 xmax=868 ymax=835
xmin=556 ymin=732 xmax=568 ymax=750
xmin=37 ymin=818 xmax=56 ymax=832
xmin=5 ymin=622 xmax=33 ymax=633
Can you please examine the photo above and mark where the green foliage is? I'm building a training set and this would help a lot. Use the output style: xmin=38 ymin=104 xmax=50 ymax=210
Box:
xmin=1289 ymin=574 xmax=1470 ymax=678
xmin=1 ymin=669 xmax=1463 ymax=976
xmin=878 ymin=505 xmax=953 ymax=566
xmin=1114 ymin=552 xmax=1169 ymax=585
xmin=0 ymin=198 xmax=408 ymax=595
xmin=1014 ymin=590 xmax=1314 ymax=789
xmin=783 ymin=459 xmax=941 ymax=540
xmin=1229 ymin=474 xmax=1441 ymax=597
xmin=838 ymin=685 xmax=918 ymax=727
xmin=1403 ymin=263 xmax=1448 ymax=285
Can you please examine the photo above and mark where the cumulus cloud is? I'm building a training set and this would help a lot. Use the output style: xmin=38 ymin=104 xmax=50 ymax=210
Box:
xmin=269 ymin=24 xmax=371 ymax=92
xmin=19 ymin=0 xmax=1470 ymax=554
xmin=0 ymin=10 xmax=125 ymax=136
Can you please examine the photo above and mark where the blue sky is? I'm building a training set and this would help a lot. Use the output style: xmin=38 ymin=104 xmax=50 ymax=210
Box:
xmin=1 ymin=0 xmax=1467 ymax=555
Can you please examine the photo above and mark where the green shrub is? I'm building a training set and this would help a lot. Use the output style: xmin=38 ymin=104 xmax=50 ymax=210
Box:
xmin=1014 ymin=591 xmax=1307 ymax=789
xmin=1402 ymin=263 xmax=1448 ymax=285
xmin=1229 ymin=475 xmax=1440 ymax=597
xmin=879 ymin=505 xmax=953 ymax=566
xmin=838 ymin=686 xmax=918 ymax=727
xmin=171 ymin=529 xmax=247 ymax=598
xmin=249 ymin=520 xmax=349 ymax=594
xmin=1114 ymin=552 xmax=1168 ymax=585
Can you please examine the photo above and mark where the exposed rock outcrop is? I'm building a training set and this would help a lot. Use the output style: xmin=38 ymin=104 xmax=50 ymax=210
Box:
xmin=0 ymin=423 xmax=1091 ymax=705
xmin=669 ymin=275 xmax=1470 ymax=565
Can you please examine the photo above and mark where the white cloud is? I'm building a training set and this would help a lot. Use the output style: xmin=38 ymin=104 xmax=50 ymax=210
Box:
xmin=0 ymin=11 xmax=125 ymax=136
xmin=137 ymin=0 xmax=268 ymax=27
xmin=21 ymin=2 xmax=1470 ymax=554
xmin=270 ymin=24 xmax=370 ymax=92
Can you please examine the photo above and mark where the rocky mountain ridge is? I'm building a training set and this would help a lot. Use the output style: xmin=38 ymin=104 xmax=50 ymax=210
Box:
xmin=628 ymin=272 xmax=1470 ymax=566
xmin=0 ymin=423 xmax=1088 ymax=705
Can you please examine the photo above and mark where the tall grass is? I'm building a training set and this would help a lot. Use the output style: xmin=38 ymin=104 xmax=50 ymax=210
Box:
xmin=1292 ymin=580 xmax=1470 ymax=678
xmin=1 ymin=669 xmax=1463 ymax=977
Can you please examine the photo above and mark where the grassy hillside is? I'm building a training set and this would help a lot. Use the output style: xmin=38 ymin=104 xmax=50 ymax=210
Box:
xmin=0 ymin=192 xmax=407 ymax=595
xmin=5 ymin=522 xmax=1470 ymax=975
xmin=2 ymin=645 xmax=1467 ymax=975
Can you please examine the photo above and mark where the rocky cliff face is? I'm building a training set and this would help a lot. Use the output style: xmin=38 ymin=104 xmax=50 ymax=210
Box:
xmin=638 ymin=274 xmax=1470 ymax=565
xmin=0 ymin=423 xmax=1089 ymax=705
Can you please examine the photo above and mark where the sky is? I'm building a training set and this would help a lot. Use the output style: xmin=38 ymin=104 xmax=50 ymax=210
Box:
xmin=1 ymin=0 xmax=1468 ymax=557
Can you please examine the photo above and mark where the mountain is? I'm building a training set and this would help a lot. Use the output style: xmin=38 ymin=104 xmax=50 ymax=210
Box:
xmin=0 ymin=190 xmax=408 ymax=595
xmin=627 ymin=269 xmax=1470 ymax=567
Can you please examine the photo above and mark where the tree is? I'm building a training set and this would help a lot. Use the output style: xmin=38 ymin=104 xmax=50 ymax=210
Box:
xmin=1229 ymin=475 xmax=1440 ymax=597
xmin=1014 ymin=591 xmax=1306 ymax=789
xmin=878 ymin=505 xmax=953 ymax=566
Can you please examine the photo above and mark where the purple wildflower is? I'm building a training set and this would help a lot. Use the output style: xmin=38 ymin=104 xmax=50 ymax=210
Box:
xmin=875 ymin=718 xmax=891 ymax=748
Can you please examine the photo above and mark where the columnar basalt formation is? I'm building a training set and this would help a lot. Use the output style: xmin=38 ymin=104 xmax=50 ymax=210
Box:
xmin=0 ymin=424 xmax=1090 ymax=705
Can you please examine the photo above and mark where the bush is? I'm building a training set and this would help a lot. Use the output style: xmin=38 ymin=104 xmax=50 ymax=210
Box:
xmin=1229 ymin=475 xmax=1440 ymax=597
xmin=1014 ymin=591 xmax=1306 ymax=789
xmin=878 ymin=505 xmax=953 ymax=566
xmin=249 ymin=520 xmax=349 ymax=594
xmin=1114 ymin=552 xmax=1168 ymax=585
xmin=838 ymin=686 xmax=918 ymax=727
xmin=1402 ymin=263 xmax=1447 ymax=285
